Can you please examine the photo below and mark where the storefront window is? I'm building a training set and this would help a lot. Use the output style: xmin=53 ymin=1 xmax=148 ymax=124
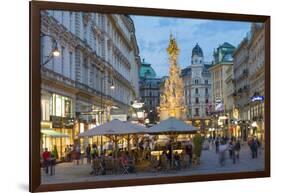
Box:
xmin=41 ymin=93 xmax=74 ymax=160
xmin=52 ymin=94 xmax=73 ymax=117
xmin=41 ymin=94 xmax=52 ymax=121
xmin=65 ymin=100 xmax=71 ymax=117
xmin=80 ymin=123 xmax=84 ymax=133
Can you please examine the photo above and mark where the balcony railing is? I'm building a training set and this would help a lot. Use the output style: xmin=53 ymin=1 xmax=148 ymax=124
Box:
xmin=41 ymin=67 xmax=76 ymax=88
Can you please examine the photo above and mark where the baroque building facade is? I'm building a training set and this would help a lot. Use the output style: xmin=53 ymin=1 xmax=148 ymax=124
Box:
xmin=139 ymin=59 xmax=163 ymax=124
xmin=232 ymin=37 xmax=250 ymax=140
xmin=209 ymin=42 xmax=235 ymax=136
xmin=248 ymin=23 xmax=265 ymax=141
xmin=181 ymin=44 xmax=212 ymax=132
xmin=40 ymin=10 xmax=141 ymax=158
xmin=232 ymin=23 xmax=265 ymax=141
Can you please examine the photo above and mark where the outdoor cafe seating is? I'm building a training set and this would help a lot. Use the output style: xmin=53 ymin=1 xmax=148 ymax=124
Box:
xmin=78 ymin=118 xmax=198 ymax=176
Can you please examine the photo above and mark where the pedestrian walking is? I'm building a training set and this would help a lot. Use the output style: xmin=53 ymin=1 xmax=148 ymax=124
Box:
xmin=166 ymin=142 xmax=172 ymax=168
xmin=228 ymin=140 xmax=233 ymax=159
xmin=215 ymin=138 xmax=219 ymax=154
xmin=75 ymin=145 xmax=81 ymax=165
xmin=91 ymin=144 xmax=98 ymax=160
xmin=232 ymin=139 xmax=241 ymax=164
xmin=86 ymin=144 xmax=91 ymax=164
xmin=42 ymin=148 xmax=51 ymax=174
xmin=185 ymin=140 xmax=193 ymax=167
xmin=174 ymin=151 xmax=181 ymax=170
xmin=248 ymin=137 xmax=258 ymax=159
xmin=65 ymin=145 xmax=71 ymax=161
xmin=218 ymin=141 xmax=228 ymax=166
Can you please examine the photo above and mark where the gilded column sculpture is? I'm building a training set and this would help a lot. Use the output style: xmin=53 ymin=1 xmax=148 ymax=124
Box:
xmin=159 ymin=34 xmax=187 ymax=120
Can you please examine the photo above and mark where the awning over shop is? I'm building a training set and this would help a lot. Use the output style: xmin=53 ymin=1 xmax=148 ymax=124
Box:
xmin=41 ymin=129 xmax=69 ymax=138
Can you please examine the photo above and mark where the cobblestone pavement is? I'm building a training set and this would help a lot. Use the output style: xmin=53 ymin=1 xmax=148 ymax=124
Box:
xmin=41 ymin=143 xmax=264 ymax=184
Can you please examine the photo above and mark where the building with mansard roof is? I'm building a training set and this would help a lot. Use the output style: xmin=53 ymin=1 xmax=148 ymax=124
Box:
xmin=181 ymin=43 xmax=213 ymax=132
xmin=208 ymin=42 xmax=235 ymax=136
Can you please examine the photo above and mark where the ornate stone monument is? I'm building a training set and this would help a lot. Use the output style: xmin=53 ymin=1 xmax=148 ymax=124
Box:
xmin=159 ymin=35 xmax=187 ymax=120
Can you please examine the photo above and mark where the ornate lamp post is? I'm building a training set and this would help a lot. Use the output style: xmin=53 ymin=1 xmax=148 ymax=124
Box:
xmin=99 ymin=72 xmax=115 ymax=152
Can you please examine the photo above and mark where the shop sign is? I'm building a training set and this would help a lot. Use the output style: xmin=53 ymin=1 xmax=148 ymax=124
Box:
xmin=131 ymin=101 xmax=144 ymax=109
xmin=63 ymin=117 xmax=74 ymax=128
xmin=251 ymin=95 xmax=264 ymax=102
xmin=40 ymin=121 xmax=52 ymax=129
xmin=137 ymin=111 xmax=145 ymax=119
xmin=215 ymin=98 xmax=223 ymax=112
xmin=50 ymin=116 xmax=74 ymax=128
xmin=110 ymin=114 xmax=127 ymax=121
xmin=50 ymin=116 xmax=63 ymax=128
xmin=233 ymin=108 xmax=239 ymax=119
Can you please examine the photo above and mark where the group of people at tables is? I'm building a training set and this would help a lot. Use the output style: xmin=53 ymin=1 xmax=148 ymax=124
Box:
xmin=41 ymin=140 xmax=195 ymax=176
xmin=84 ymin=140 xmax=194 ymax=175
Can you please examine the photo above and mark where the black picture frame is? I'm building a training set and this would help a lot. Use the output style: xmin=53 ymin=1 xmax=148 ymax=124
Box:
xmin=30 ymin=1 xmax=270 ymax=192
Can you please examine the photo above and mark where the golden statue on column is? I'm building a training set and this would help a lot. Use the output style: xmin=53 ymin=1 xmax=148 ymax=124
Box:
xmin=159 ymin=34 xmax=187 ymax=120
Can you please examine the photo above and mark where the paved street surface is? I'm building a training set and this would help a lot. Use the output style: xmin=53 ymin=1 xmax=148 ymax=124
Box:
xmin=41 ymin=143 xmax=264 ymax=184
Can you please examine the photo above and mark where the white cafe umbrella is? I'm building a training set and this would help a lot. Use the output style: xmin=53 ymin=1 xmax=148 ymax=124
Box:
xmin=78 ymin=119 xmax=145 ymax=137
xmin=78 ymin=119 xmax=146 ymax=157
xmin=145 ymin=117 xmax=198 ymax=134
xmin=145 ymin=117 xmax=198 ymax=167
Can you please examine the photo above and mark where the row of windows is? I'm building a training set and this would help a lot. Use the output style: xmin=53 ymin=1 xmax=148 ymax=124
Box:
xmin=41 ymin=93 xmax=73 ymax=121
xmin=190 ymin=108 xmax=210 ymax=117
xmin=42 ymin=40 xmax=131 ymax=105
xmin=47 ymin=11 xmax=132 ymax=83
xmin=144 ymin=99 xmax=160 ymax=107
xmin=192 ymin=58 xmax=203 ymax=64
xmin=194 ymin=88 xmax=209 ymax=94
xmin=194 ymin=98 xmax=209 ymax=104
xmin=194 ymin=79 xmax=209 ymax=85
xmin=141 ymin=90 xmax=160 ymax=97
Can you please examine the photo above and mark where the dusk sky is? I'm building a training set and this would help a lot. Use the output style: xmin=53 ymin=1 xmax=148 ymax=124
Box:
xmin=131 ymin=15 xmax=252 ymax=77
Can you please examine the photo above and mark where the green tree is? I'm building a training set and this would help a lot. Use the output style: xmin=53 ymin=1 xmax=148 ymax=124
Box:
xmin=193 ymin=134 xmax=203 ymax=163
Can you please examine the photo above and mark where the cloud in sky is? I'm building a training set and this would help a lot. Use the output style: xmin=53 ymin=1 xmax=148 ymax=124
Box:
xmin=131 ymin=15 xmax=251 ymax=77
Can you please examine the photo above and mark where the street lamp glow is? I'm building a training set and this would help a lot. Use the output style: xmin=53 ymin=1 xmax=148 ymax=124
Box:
xmin=110 ymin=83 xmax=115 ymax=90
xmin=251 ymin=121 xmax=258 ymax=127
xmin=52 ymin=47 xmax=60 ymax=57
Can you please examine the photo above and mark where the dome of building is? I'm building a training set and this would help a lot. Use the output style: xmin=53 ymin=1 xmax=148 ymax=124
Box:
xmin=139 ymin=59 xmax=157 ymax=78
xmin=192 ymin=43 xmax=204 ymax=57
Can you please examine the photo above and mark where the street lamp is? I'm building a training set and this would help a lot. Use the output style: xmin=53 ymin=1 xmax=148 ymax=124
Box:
xmin=41 ymin=33 xmax=60 ymax=66
xmin=52 ymin=46 xmax=60 ymax=57
xmin=110 ymin=82 xmax=115 ymax=90
xmin=100 ymin=74 xmax=115 ymax=124
xmin=99 ymin=74 xmax=115 ymax=153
